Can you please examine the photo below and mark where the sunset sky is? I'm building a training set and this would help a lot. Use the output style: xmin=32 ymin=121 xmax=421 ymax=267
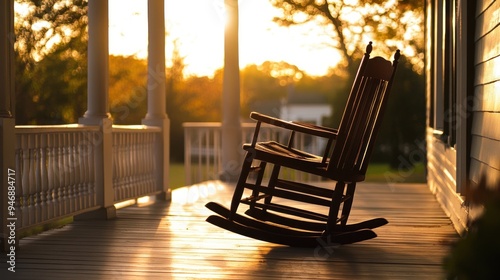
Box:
xmin=109 ymin=0 xmax=341 ymax=77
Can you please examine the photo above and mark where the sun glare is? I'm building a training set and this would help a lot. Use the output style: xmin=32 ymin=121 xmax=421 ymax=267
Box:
xmin=108 ymin=0 xmax=341 ymax=77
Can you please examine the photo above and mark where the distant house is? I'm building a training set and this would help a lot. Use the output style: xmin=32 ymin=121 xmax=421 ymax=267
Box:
xmin=245 ymin=89 xmax=331 ymax=156
xmin=280 ymin=90 xmax=332 ymax=126
xmin=425 ymin=0 xmax=500 ymax=233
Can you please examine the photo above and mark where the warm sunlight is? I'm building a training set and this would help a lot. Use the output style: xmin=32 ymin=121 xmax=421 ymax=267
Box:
xmin=109 ymin=0 xmax=341 ymax=77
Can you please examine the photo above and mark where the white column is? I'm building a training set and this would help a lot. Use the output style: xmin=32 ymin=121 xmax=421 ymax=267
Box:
xmin=220 ymin=0 xmax=242 ymax=182
xmin=77 ymin=0 xmax=115 ymax=219
xmin=0 ymin=0 xmax=16 ymax=252
xmin=0 ymin=0 xmax=14 ymax=118
xmin=80 ymin=0 xmax=111 ymax=123
xmin=144 ymin=0 xmax=167 ymax=121
xmin=143 ymin=0 xmax=170 ymax=200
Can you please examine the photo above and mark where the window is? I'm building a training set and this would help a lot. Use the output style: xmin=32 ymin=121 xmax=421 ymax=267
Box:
xmin=430 ymin=0 xmax=457 ymax=147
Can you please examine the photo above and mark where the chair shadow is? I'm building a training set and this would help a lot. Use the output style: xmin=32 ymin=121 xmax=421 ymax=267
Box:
xmin=257 ymin=241 xmax=442 ymax=279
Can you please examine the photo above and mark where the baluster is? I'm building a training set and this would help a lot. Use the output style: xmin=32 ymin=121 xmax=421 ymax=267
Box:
xmin=146 ymin=133 xmax=151 ymax=193
xmin=196 ymin=129 xmax=202 ymax=183
xmin=72 ymin=132 xmax=79 ymax=212
xmin=20 ymin=134 xmax=30 ymax=227
xmin=138 ymin=132 xmax=143 ymax=196
xmin=14 ymin=135 xmax=22 ymax=224
xmin=138 ymin=133 xmax=145 ymax=194
xmin=65 ymin=132 xmax=73 ymax=214
xmin=126 ymin=133 xmax=133 ymax=199
xmin=90 ymin=131 xmax=97 ymax=206
xmin=73 ymin=132 xmax=80 ymax=211
xmin=208 ymin=129 xmax=213 ymax=180
xmin=112 ymin=132 xmax=118 ymax=201
xmin=80 ymin=131 xmax=89 ymax=209
xmin=39 ymin=133 xmax=48 ymax=223
xmin=46 ymin=133 xmax=55 ymax=220
xmin=32 ymin=134 xmax=40 ymax=224
xmin=55 ymin=133 xmax=63 ymax=217
xmin=135 ymin=133 xmax=142 ymax=196
xmin=89 ymin=131 xmax=96 ymax=206
xmin=61 ymin=133 xmax=69 ymax=214
xmin=214 ymin=128 xmax=221 ymax=181
xmin=116 ymin=132 xmax=123 ymax=201
xmin=83 ymin=132 xmax=96 ymax=207
xmin=122 ymin=132 xmax=128 ymax=198
xmin=27 ymin=134 xmax=36 ymax=226
xmin=116 ymin=133 xmax=123 ymax=200
xmin=70 ymin=133 xmax=75 ymax=211
xmin=184 ymin=127 xmax=192 ymax=185
xmin=119 ymin=132 xmax=124 ymax=201
xmin=56 ymin=133 xmax=64 ymax=215
xmin=76 ymin=132 xmax=84 ymax=211
xmin=127 ymin=133 xmax=138 ymax=197
xmin=147 ymin=133 xmax=153 ymax=193
xmin=66 ymin=133 xmax=73 ymax=213
xmin=203 ymin=129 xmax=208 ymax=181
xmin=118 ymin=132 xmax=125 ymax=201
xmin=76 ymin=132 xmax=87 ymax=209
xmin=57 ymin=133 xmax=66 ymax=216
xmin=141 ymin=133 xmax=147 ymax=194
xmin=144 ymin=133 xmax=151 ymax=193
xmin=124 ymin=132 xmax=131 ymax=198
xmin=137 ymin=132 xmax=141 ymax=194
xmin=137 ymin=132 xmax=142 ymax=194
xmin=149 ymin=133 xmax=156 ymax=192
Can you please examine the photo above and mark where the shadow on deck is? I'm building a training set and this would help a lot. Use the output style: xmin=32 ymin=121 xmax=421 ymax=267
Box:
xmin=4 ymin=181 xmax=458 ymax=279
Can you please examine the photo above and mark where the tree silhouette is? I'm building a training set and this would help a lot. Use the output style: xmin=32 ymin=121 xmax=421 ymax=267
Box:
xmin=270 ymin=0 xmax=424 ymax=74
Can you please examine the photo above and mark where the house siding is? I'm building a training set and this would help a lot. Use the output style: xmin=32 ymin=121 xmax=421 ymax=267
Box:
xmin=426 ymin=128 xmax=468 ymax=232
xmin=425 ymin=0 xmax=500 ymax=234
xmin=471 ymin=0 xmax=500 ymax=188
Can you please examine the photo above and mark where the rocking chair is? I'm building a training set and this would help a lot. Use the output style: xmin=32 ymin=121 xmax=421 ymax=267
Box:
xmin=206 ymin=42 xmax=401 ymax=247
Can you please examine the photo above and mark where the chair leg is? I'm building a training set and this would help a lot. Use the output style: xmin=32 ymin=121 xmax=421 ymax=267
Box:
xmin=340 ymin=183 xmax=356 ymax=226
xmin=249 ymin=161 xmax=267 ymax=209
xmin=325 ymin=181 xmax=346 ymax=234
xmin=262 ymin=164 xmax=281 ymax=212
xmin=229 ymin=152 xmax=254 ymax=219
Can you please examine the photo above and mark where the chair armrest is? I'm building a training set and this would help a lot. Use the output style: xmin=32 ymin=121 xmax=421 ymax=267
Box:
xmin=291 ymin=121 xmax=338 ymax=134
xmin=250 ymin=112 xmax=337 ymax=139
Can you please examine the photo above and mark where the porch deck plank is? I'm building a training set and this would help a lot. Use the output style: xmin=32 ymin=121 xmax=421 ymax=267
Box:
xmin=5 ymin=181 xmax=458 ymax=279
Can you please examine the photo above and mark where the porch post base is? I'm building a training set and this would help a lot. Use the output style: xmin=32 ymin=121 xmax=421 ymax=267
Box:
xmin=155 ymin=190 xmax=171 ymax=202
xmin=75 ymin=206 xmax=117 ymax=221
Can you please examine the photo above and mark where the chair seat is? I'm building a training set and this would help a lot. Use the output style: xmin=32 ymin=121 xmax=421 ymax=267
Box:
xmin=243 ymin=141 xmax=327 ymax=167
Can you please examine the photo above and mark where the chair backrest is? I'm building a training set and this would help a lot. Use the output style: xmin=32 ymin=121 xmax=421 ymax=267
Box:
xmin=327 ymin=42 xmax=400 ymax=182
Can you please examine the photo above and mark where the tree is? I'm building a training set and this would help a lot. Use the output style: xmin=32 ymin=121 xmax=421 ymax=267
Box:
xmin=240 ymin=61 xmax=303 ymax=117
xmin=270 ymin=0 xmax=424 ymax=74
xmin=14 ymin=0 xmax=88 ymax=124
xmin=109 ymin=55 xmax=148 ymax=124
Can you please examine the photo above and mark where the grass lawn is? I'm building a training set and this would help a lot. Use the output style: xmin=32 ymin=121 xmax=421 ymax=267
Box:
xmin=169 ymin=162 xmax=426 ymax=190
xmin=365 ymin=162 xmax=426 ymax=183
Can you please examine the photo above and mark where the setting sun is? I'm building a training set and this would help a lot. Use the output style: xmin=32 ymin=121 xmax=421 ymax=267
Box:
xmin=109 ymin=0 xmax=341 ymax=77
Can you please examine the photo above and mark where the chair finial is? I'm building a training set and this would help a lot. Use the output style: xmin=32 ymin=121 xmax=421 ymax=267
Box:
xmin=366 ymin=42 xmax=373 ymax=55
xmin=394 ymin=49 xmax=401 ymax=63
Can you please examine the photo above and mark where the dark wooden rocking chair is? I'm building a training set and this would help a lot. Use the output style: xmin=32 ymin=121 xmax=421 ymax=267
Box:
xmin=206 ymin=42 xmax=401 ymax=247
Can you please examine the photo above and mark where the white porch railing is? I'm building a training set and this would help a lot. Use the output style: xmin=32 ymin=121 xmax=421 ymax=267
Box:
xmin=15 ymin=125 xmax=101 ymax=230
xmin=183 ymin=122 xmax=326 ymax=185
xmin=13 ymin=124 xmax=165 ymax=232
xmin=112 ymin=125 xmax=162 ymax=203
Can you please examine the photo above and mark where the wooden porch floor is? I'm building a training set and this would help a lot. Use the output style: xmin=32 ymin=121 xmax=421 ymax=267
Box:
xmin=6 ymin=181 xmax=458 ymax=279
